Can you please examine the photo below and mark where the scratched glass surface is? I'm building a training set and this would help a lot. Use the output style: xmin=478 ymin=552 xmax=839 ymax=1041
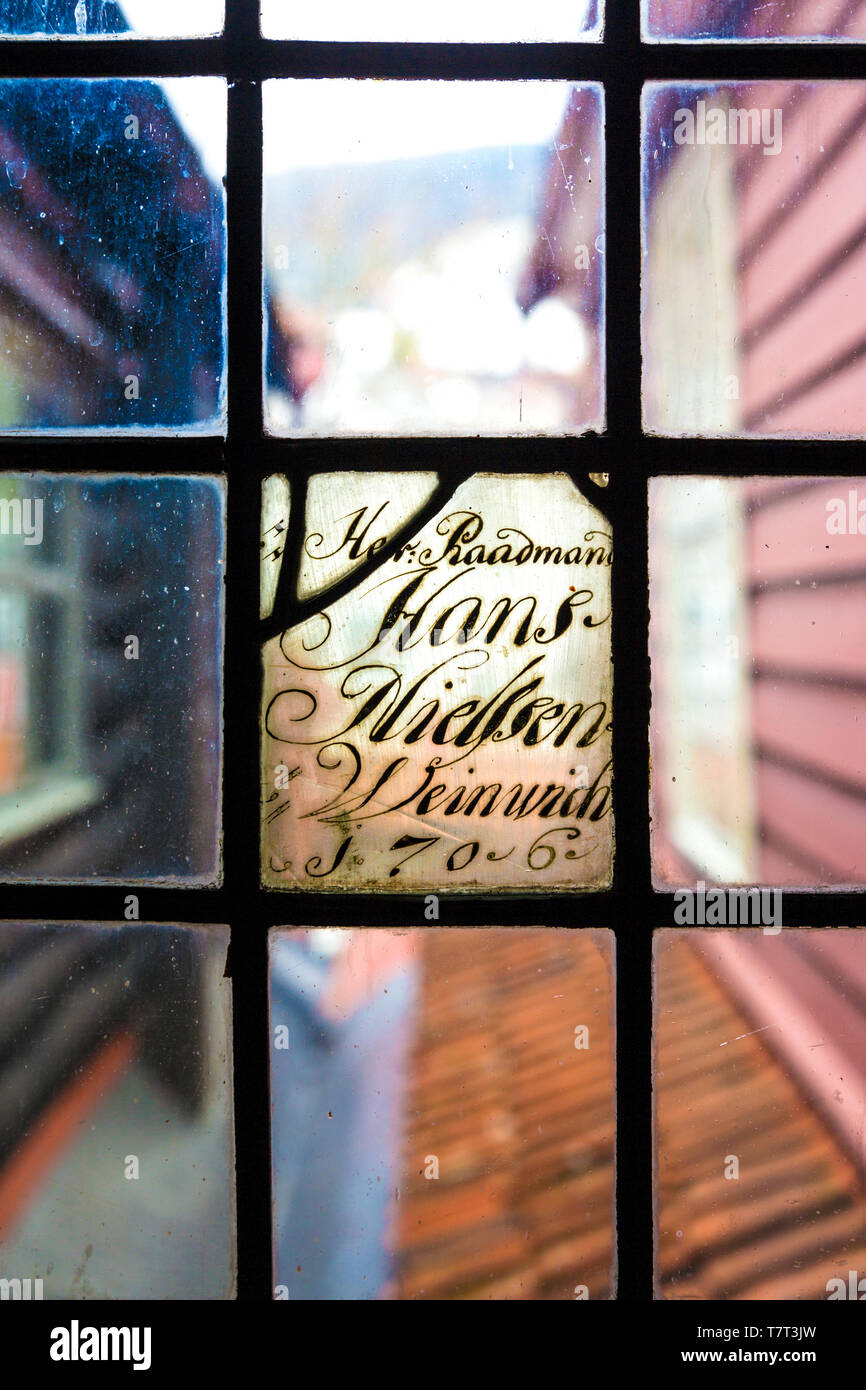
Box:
xmin=0 ymin=474 xmax=224 ymax=884
xmin=261 ymin=472 xmax=613 ymax=892
xmin=0 ymin=922 xmax=234 ymax=1300
xmin=264 ymin=80 xmax=604 ymax=437
xmin=0 ymin=78 xmax=226 ymax=432
xmin=261 ymin=0 xmax=602 ymax=41
xmin=643 ymin=82 xmax=866 ymax=438
xmin=655 ymin=929 xmax=866 ymax=1301
xmin=0 ymin=1 xmax=223 ymax=37
xmin=270 ymin=927 xmax=615 ymax=1300
xmin=650 ymin=476 xmax=866 ymax=890
xmin=644 ymin=0 xmax=866 ymax=41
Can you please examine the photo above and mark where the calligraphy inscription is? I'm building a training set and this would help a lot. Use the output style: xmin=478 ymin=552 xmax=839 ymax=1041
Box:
xmin=262 ymin=473 xmax=612 ymax=891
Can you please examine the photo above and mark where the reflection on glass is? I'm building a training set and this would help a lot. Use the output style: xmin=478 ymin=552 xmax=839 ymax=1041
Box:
xmin=0 ymin=474 xmax=224 ymax=884
xmin=655 ymin=929 xmax=866 ymax=1300
xmin=644 ymin=0 xmax=866 ymax=41
xmin=270 ymin=927 xmax=615 ymax=1300
xmin=262 ymin=472 xmax=612 ymax=892
xmin=650 ymin=476 xmax=866 ymax=889
xmin=263 ymin=80 xmax=604 ymax=436
xmin=261 ymin=0 xmax=602 ymax=41
xmin=0 ymin=1 xmax=223 ymax=38
xmin=643 ymin=82 xmax=866 ymax=438
xmin=0 ymin=922 xmax=234 ymax=1300
xmin=0 ymin=78 xmax=225 ymax=431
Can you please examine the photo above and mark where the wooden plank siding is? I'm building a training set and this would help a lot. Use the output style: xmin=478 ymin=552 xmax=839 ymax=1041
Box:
xmin=742 ymin=478 xmax=866 ymax=884
xmin=729 ymin=67 xmax=866 ymax=434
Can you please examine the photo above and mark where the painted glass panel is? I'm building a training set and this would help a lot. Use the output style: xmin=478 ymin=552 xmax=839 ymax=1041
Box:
xmin=262 ymin=472 xmax=612 ymax=892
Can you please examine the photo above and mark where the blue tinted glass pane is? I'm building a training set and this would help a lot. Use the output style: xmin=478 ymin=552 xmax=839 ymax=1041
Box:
xmin=0 ymin=78 xmax=225 ymax=431
xmin=0 ymin=474 xmax=224 ymax=884
xmin=0 ymin=1 xmax=223 ymax=38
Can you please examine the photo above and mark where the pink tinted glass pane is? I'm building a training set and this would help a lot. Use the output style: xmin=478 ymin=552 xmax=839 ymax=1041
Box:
xmin=650 ymin=476 xmax=866 ymax=889
xmin=643 ymin=82 xmax=866 ymax=438
xmin=645 ymin=0 xmax=866 ymax=40
xmin=656 ymin=929 xmax=866 ymax=1300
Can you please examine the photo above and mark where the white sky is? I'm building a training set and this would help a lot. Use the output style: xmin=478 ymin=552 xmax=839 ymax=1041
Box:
xmin=133 ymin=80 xmax=576 ymax=190
xmin=109 ymin=4 xmax=588 ymax=186
xmin=117 ymin=0 xmax=223 ymax=37
xmin=263 ymin=80 xmax=576 ymax=173
xmin=116 ymin=0 xmax=597 ymax=41
xmin=261 ymin=0 xmax=597 ymax=43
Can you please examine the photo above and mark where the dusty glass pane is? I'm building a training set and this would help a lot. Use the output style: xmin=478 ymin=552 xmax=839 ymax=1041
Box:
xmin=264 ymin=80 xmax=604 ymax=437
xmin=261 ymin=0 xmax=602 ymax=41
xmin=643 ymin=81 xmax=866 ymax=438
xmin=0 ymin=78 xmax=225 ymax=432
xmin=262 ymin=472 xmax=612 ymax=892
xmin=270 ymin=926 xmax=615 ymax=1300
xmin=650 ymin=476 xmax=866 ymax=889
xmin=655 ymin=929 xmax=866 ymax=1300
xmin=0 ymin=921 xmax=234 ymax=1301
xmin=644 ymin=0 xmax=866 ymax=41
xmin=0 ymin=473 xmax=224 ymax=884
xmin=0 ymin=1 xmax=223 ymax=37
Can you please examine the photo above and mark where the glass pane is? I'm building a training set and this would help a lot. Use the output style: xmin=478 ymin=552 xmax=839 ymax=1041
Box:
xmin=264 ymin=80 xmax=604 ymax=437
xmin=0 ymin=922 xmax=234 ymax=1301
xmin=0 ymin=1 xmax=223 ymax=38
xmin=655 ymin=929 xmax=866 ymax=1300
xmin=644 ymin=0 xmax=866 ymax=42
xmin=262 ymin=472 xmax=613 ymax=892
xmin=0 ymin=473 xmax=224 ymax=884
xmin=650 ymin=476 xmax=866 ymax=890
xmin=0 ymin=78 xmax=225 ymax=431
xmin=261 ymin=0 xmax=602 ymax=41
xmin=271 ymin=926 xmax=615 ymax=1300
xmin=643 ymin=81 xmax=866 ymax=438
